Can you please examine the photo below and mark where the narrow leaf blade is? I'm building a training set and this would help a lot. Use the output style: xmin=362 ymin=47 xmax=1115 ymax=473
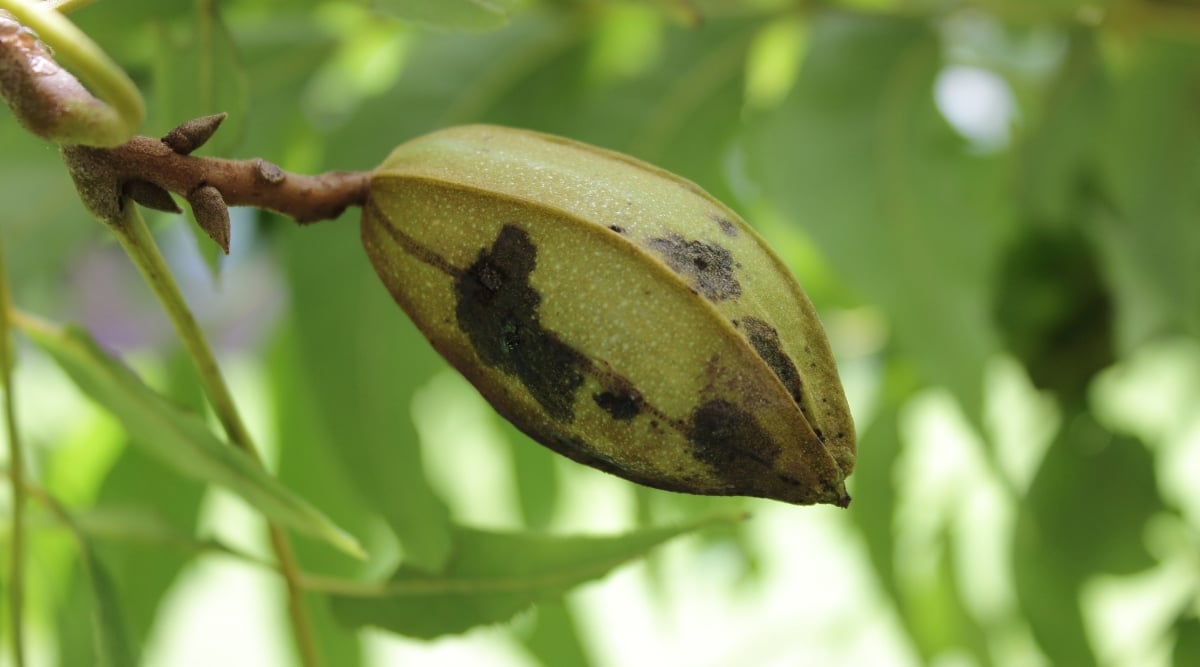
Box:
xmin=83 ymin=549 xmax=139 ymax=667
xmin=40 ymin=491 xmax=139 ymax=667
xmin=330 ymin=514 xmax=742 ymax=638
xmin=21 ymin=318 xmax=364 ymax=558
xmin=1174 ymin=615 xmax=1200 ymax=667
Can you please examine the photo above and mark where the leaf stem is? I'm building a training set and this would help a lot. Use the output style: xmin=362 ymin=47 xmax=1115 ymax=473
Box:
xmin=0 ymin=239 xmax=26 ymax=667
xmin=109 ymin=206 xmax=323 ymax=667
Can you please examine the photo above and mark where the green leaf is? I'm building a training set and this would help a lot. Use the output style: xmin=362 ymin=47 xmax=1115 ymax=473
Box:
xmin=1023 ymin=414 xmax=1161 ymax=576
xmin=38 ymin=492 xmax=139 ymax=667
xmin=1174 ymin=615 xmax=1200 ymax=667
xmin=0 ymin=123 xmax=99 ymax=298
xmin=1016 ymin=30 xmax=1109 ymax=226
xmin=992 ymin=227 xmax=1115 ymax=401
xmin=993 ymin=0 xmax=1115 ymax=19
xmin=324 ymin=11 xmax=579 ymax=170
xmin=150 ymin=4 xmax=248 ymax=149
xmin=520 ymin=600 xmax=592 ymax=667
xmin=20 ymin=318 xmax=365 ymax=559
xmin=499 ymin=413 xmax=560 ymax=531
xmin=55 ymin=353 xmax=208 ymax=664
xmin=848 ymin=369 xmax=907 ymax=618
xmin=272 ymin=330 xmax=381 ymax=666
xmin=70 ymin=0 xmax=196 ymax=64
xmin=373 ymin=0 xmax=512 ymax=31
xmin=849 ymin=360 xmax=974 ymax=662
xmin=278 ymin=218 xmax=452 ymax=571
xmin=68 ymin=505 xmax=249 ymax=562
xmin=453 ymin=12 xmax=754 ymax=204
xmin=1013 ymin=512 xmax=1095 ymax=665
xmin=83 ymin=546 xmax=139 ymax=667
xmin=1013 ymin=412 xmax=1163 ymax=664
xmin=329 ymin=514 xmax=742 ymax=638
xmin=745 ymin=13 xmax=1008 ymax=428
xmin=1094 ymin=38 xmax=1200 ymax=347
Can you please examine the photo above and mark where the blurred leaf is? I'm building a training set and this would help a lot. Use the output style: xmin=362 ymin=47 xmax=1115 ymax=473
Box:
xmin=848 ymin=378 xmax=904 ymax=592
xmin=1175 ymin=614 xmax=1200 ymax=667
xmin=464 ymin=13 xmax=754 ymax=203
xmin=852 ymin=360 xmax=995 ymax=664
xmin=500 ymin=413 xmax=560 ymax=530
xmin=38 ymin=492 xmax=139 ymax=667
xmin=70 ymin=0 xmax=196 ymax=64
xmin=22 ymin=318 xmax=364 ymax=558
xmin=520 ymin=600 xmax=592 ymax=667
xmin=993 ymin=227 xmax=1114 ymax=402
xmin=373 ymin=0 xmax=513 ymax=31
xmin=56 ymin=353 xmax=207 ymax=664
xmin=272 ymin=330 xmax=384 ymax=569
xmin=325 ymin=11 xmax=581 ymax=169
xmin=1094 ymin=38 xmax=1200 ymax=347
xmin=850 ymin=360 xmax=937 ymax=660
xmin=996 ymin=0 xmax=1115 ymax=19
xmin=82 ymin=545 xmax=138 ymax=667
xmin=1026 ymin=414 xmax=1161 ymax=575
xmin=231 ymin=12 xmax=338 ymax=158
xmin=746 ymin=12 xmax=1008 ymax=428
xmin=278 ymin=217 xmax=452 ymax=571
xmin=68 ymin=506 xmax=247 ymax=562
xmin=1013 ymin=512 xmax=1095 ymax=665
xmin=150 ymin=4 xmax=248 ymax=145
xmin=925 ymin=531 xmax=994 ymax=666
xmin=272 ymin=329 xmax=383 ymax=666
xmin=330 ymin=515 xmax=742 ymax=638
xmin=0 ymin=121 xmax=99 ymax=299
xmin=581 ymin=18 xmax=754 ymax=204
xmin=1014 ymin=412 xmax=1163 ymax=664
xmin=1016 ymin=30 xmax=1109 ymax=226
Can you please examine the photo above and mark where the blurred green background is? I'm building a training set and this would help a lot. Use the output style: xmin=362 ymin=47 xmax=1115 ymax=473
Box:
xmin=2 ymin=0 xmax=1199 ymax=665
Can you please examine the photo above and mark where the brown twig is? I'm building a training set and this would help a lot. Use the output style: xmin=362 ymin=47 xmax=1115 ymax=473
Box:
xmin=0 ymin=4 xmax=141 ymax=146
xmin=0 ymin=8 xmax=120 ymax=145
xmin=61 ymin=113 xmax=371 ymax=253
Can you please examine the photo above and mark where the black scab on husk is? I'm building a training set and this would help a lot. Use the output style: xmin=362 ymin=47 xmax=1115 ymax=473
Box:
xmin=740 ymin=317 xmax=804 ymax=407
xmin=593 ymin=378 xmax=643 ymax=420
xmin=707 ymin=213 xmax=739 ymax=237
xmin=455 ymin=225 xmax=585 ymax=421
xmin=688 ymin=399 xmax=782 ymax=485
xmin=646 ymin=233 xmax=741 ymax=301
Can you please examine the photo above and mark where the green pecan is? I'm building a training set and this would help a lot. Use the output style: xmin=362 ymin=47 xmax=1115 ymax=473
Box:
xmin=361 ymin=125 xmax=855 ymax=507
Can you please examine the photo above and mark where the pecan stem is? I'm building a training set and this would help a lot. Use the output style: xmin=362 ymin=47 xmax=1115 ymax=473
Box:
xmin=62 ymin=130 xmax=371 ymax=229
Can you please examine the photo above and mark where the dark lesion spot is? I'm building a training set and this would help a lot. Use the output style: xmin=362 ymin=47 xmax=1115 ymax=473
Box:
xmin=707 ymin=213 xmax=738 ymax=237
xmin=646 ymin=233 xmax=741 ymax=301
xmin=688 ymin=399 xmax=781 ymax=480
xmin=740 ymin=317 xmax=804 ymax=407
xmin=608 ymin=225 xmax=626 ymax=234
xmin=455 ymin=224 xmax=586 ymax=421
xmin=593 ymin=376 xmax=643 ymax=420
